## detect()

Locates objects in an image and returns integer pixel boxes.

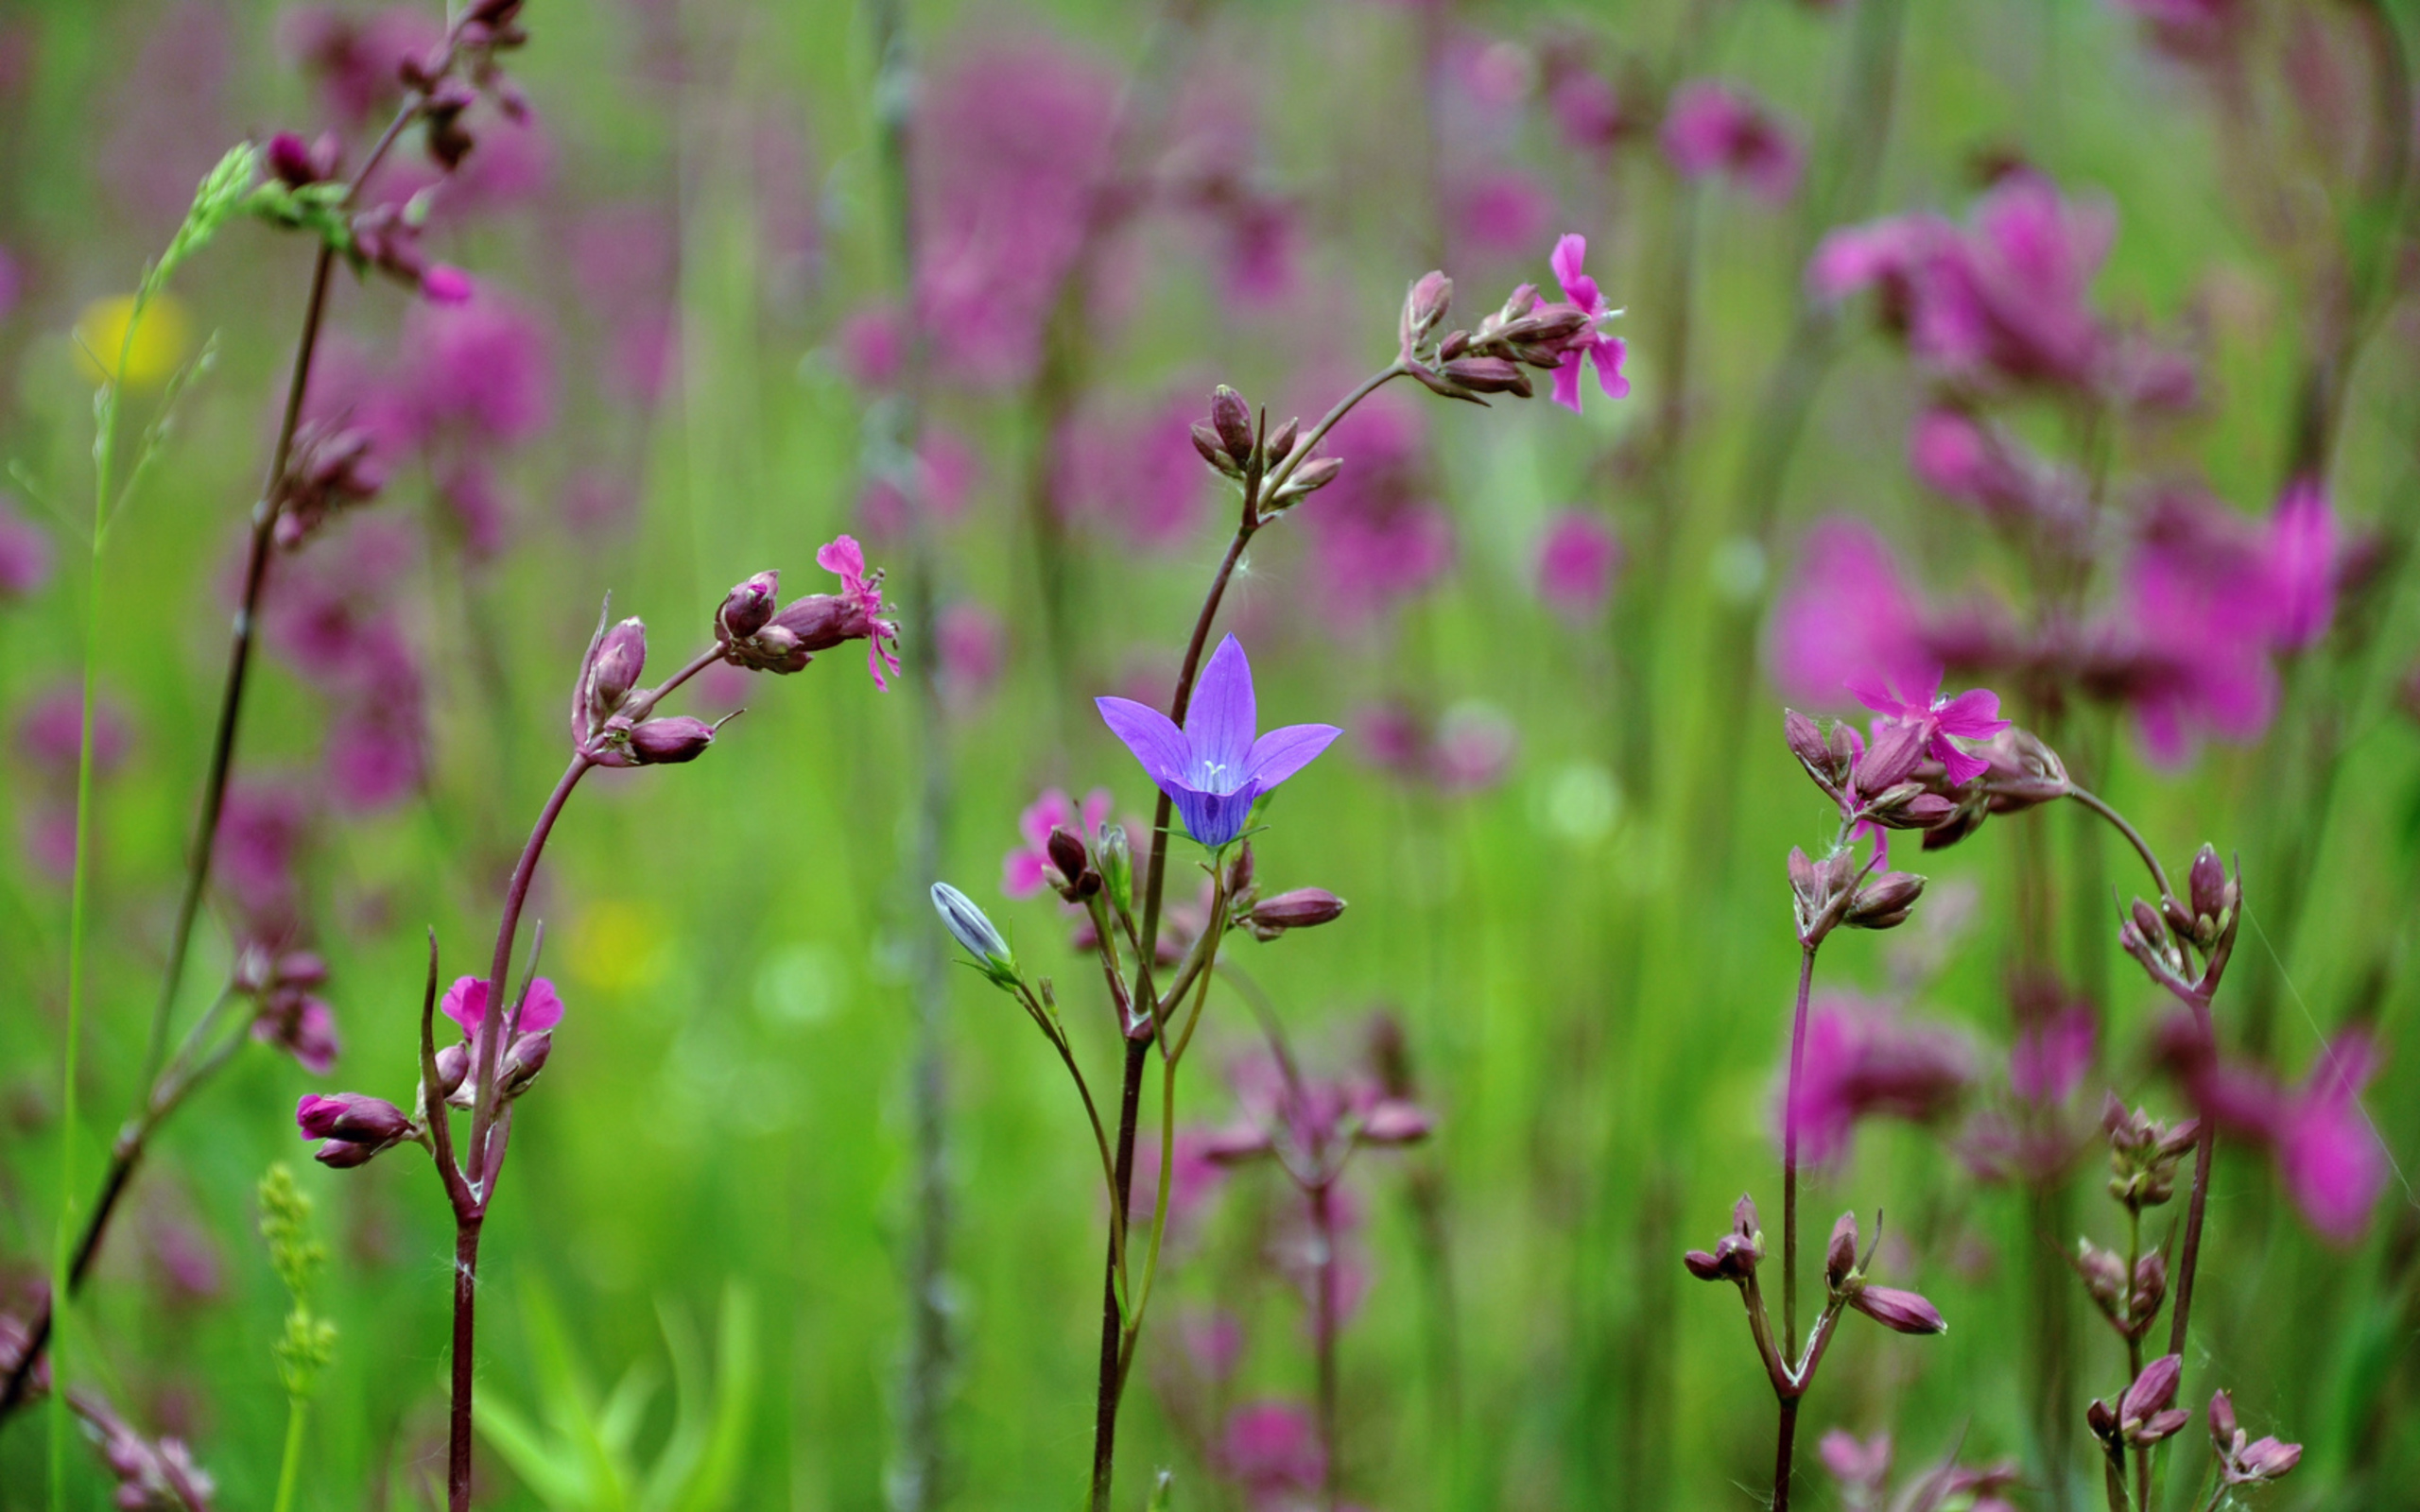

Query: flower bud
[630,715,717,765]
[931,882,1017,982]
[2076,1240,2126,1309]
[1855,719,1930,796]
[1097,822,1132,911]
[1440,356,1532,397]
[295,1092,411,1144]
[1402,272,1453,350]
[433,1041,470,1098]
[2121,1354,2183,1434]
[1267,417,1301,464]
[1279,456,1344,497]
[2235,1437,2302,1481]
[313,1137,389,1169]
[1210,386,1255,464]
[717,571,780,643]
[579,617,648,736]
[2087,1399,2119,1442]
[1847,870,1925,930]
[2188,844,2233,932]
[1357,1098,1432,1144]
[1225,840,1255,896]
[1247,888,1346,937]
[268,129,342,187]
[1784,710,1840,798]
[1824,1211,1858,1290]
[2129,1250,2167,1323]
[1438,330,1471,361]
[2130,898,2166,949]
[1731,1193,1764,1251]
[1192,423,1243,477]
[498,1029,551,1099]
[1865,785,1958,831]
[1847,1283,1947,1335]
[1683,1249,1727,1281]
[2207,1390,2238,1448]
[1977,727,2070,812]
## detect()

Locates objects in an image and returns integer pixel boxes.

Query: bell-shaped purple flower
[1095,636,1340,849]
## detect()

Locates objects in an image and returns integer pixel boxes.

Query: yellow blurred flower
[567,899,672,995]
[73,293,192,388]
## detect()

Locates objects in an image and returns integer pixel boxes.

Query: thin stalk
[1312,1180,1340,1512]
[1089,1036,1151,1512]
[447,1217,484,1512]
[2069,787,2174,902]
[2167,1108,2218,1360]
[1782,944,1816,1348]
[2125,1207,2148,1512]
[1772,1398,1801,1512]
[272,1396,309,1512]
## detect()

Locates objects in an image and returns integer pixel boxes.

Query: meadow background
[0,0,2415,1508]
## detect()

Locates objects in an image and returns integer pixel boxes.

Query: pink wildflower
[1455,171,1557,255]
[816,534,904,689]
[1219,1400,1324,1507]
[1766,518,1936,710]
[1659,79,1804,202]
[1846,667,2011,787]
[1535,510,1622,619]
[1544,234,1630,413]
[1060,395,1212,549]
[402,290,555,448]
[1003,787,1112,899]
[2265,475,2338,649]
[440,975,566,1040]
[2009,1005,2097,1107]
[1783,994,1976,1164]
[2273,1035,2389,1246]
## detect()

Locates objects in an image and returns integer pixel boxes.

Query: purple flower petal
[1184,635,1257,781]
[1589,336,1630,399]
[1245,723,1342,787]
[1097,696,1190,787]
[1550,233,1595,309]
[1932,687,2009,739]
[1173,782,1261,849]
[1846,675,1902,714]
[518,977,564,1033]
[1932,735,1990,788]
[1550,353,1583,414]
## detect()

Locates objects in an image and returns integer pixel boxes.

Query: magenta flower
[1455,171,1557,255]
[1059,394,1211,550]
[2274,1034,2389,1246]
[214,782,311,937]
[1003,787,1112,898]
[1219,1400,1324,1508]
[1783,994,1976,1164]
[1095,636,1340,849]
[1846,668,2010,787]
[1546,67,1626,154]
[0,494,52,598]
[2009,1005,2096,1107]
[1535,509,1622,618]
[1544,234,1630,413]
[1766,519,1938,709]
[816,535,904,689]
[402,289,555,448]
[441,974,566,1040]
[2265,475,2338,650]
[1659,79,1804,202]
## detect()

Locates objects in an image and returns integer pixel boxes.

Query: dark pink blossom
[215,782,312,936]
[2273,1035,2389,1246]
[1659,79,1804,202]
[1766,519,1935,710]
[1907,407,2086,537]
[1003,787,1112,899]
[1545,66,1626,154]
[1543,234,1630,413]
[252,993,339,1075]
[281,6,442,128]
[16,684,130,776]
[1060,396,1210,549]
[1534,510,1621,618]
[1847,667,2011,787]
[441,975,565,1040]
[817,535,903,689]
[2010,1005,2096,1107]
[402,290,554,448]
[1782,994,1976,1164]
[1454,171,1556,255]
[2265,476,2338,649]
[1219,1400,1323,1508]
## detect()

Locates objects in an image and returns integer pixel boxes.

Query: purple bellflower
[1096,635,1340,849]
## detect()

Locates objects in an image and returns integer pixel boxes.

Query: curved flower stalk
[930,236,1625,1511]
[294,541,892,1512]
[1,0,544,1429]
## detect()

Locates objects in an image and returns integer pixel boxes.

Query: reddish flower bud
[498,1030,551,1099]
[1357,1098,1433,1144]
[1441,356,1532,396]
[1848,1284,1947,1334]
[1784,709,1838,797]
[1855,718,1930,795]
[1191,422,1242,476]
[296,1091,411,1144]
[1279,456,1344,496]
[1266,416,1301,464]
[1209,386,1254,464]
[2075,1240,2126,1309]
[267,129,342,187]
[1846,870,1926,930]
[2188,843,2233,927]
[314,1137,389,1169]
[630,715,717,765]
[2207,1390,2238,1448]
[576,616,648,742]
[2121,1354,2183,1435]
[2235,1437,2302,1481]
[433,1041,470,1098]
[1249,888,1346,934]
[717,571,780,643]
[1824,1211,1858,1290]
[1404,271,1453,347]
[1683,1248,1726,1281]
[1046,825,1092,890]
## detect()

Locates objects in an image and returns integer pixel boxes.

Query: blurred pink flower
[837,304,903,387]
[324,692,425,814]
[1219,1400,1323,1509]
[1303,391,1453,619]
[1907,408,2085,536]
[145,1209,223,1309]
[1782,994,1976,1164]
[402,290,554,448]
[98,4,233,222]
[16,683,131,775]
[913,39,1121,387]
[436,460,514,560]
[1003,787,1112,898]
[1545,66,1626,154]
[1767,518,1935,709]
[858,432,979,541]
[2009,1005,2096,1107]
[1431,703,1518,792]
[1535,510,1621,618]
[215,782,312,937]
[2265,476,2338,649]
[0,495,53,598]
[1060,395,1212,549]
[937,602,1004,712]
[281,6,442,129]
[1659,79,1804,202]
[2273,1035,2389,1246]
[1128,1128,1232,1238]
[1455,171,1556,255]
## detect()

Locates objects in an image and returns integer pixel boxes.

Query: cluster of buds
[2207,1391,2303,1487]
[2072,1238,2168,1341]
[1921,727,2072,851]
[1219,841,1347,942]
[1823,1211,1949,1335]
[571,610,723,767]
[236,944,339,1075]
[2102,1097,2201,1211]
[265,129,343,189]
[272,419,387,548]
[1396,272,1600,405]
[69,1388,216,1511]
[348,200,472,303]
[1188,386,1340,522]
[2089,1353,2190,1450]
[1788,845,1926,943]
[401,0,532,159]
[2118,845,2239,1000]
[1684,1194,1767,1283]
[715,544,901,687]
